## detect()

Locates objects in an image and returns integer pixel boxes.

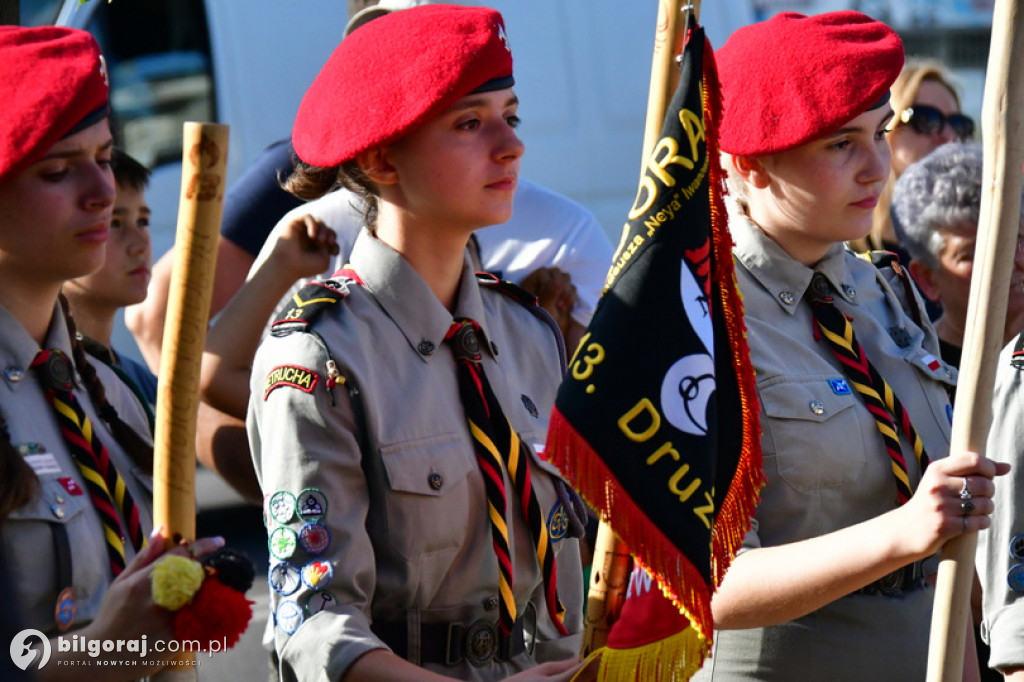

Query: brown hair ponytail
[59,295,153,474]
[0,416,37,522]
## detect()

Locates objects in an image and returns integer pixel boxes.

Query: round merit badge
[1009,533,1024,562]
[269,561,301,596]
[299,521,331,555]
[304,590,337,617]
[297,488,328,522]
[1008,564,1024,594]
[269,526,299,560]
[268,490,297,525]
[54,586,76,632]
[301,559,334,590]
[276,600,304,635]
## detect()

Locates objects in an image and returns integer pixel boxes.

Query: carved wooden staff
[581,0,694,657]
[151,122,229,678]
[926,1,1024,679]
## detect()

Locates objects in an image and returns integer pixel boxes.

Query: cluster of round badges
[265,488,335,634]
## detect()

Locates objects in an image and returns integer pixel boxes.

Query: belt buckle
[463,619,498,667]
[877,566,904,597]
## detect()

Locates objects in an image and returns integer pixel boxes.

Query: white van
[44,0,726,250]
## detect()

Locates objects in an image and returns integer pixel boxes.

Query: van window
[81,0,215,169]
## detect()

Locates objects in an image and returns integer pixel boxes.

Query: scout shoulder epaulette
[1012,331,1024,369]
[857,249,924,329]
[270,269,364,338]
[475,271,537,305]
[475,271,567,372]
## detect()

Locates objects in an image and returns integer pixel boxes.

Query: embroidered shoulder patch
[271,280,351,337]
[264,365,319,400]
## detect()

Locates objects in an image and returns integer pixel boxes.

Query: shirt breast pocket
[759,379,868,492]
[4,476,95,627]
[381,432,476,562]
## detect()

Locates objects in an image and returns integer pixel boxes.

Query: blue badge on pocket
[828,378,851,395]
[1007,564,1024,594]
[546,502,569,543]
[276,600,304,634]
[269,561,301,596]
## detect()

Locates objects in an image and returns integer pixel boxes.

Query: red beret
[293,4,513,167]
[716,11,903,156]
[0,26,109,183]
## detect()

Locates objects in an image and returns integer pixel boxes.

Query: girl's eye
[458,118,481,131]
[41,168,69,182]
[110,218,123,229]
[138,217,150,229]
[829,139,850,151]
[506,114,521,129]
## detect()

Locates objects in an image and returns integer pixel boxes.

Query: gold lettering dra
[618,398,660,443]
[678,108,705,164]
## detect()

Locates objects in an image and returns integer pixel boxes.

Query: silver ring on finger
[961,499,976,514]
[960,477,973,500]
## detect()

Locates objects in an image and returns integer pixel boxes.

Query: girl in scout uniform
[689,12,1010,681]
[0,26,222,679]
[247,6,587,682]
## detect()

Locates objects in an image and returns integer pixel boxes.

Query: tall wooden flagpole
[581,0,694,658]
[151,122,228,678]
[926,0,1024,678]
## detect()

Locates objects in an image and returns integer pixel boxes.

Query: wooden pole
[926,1,1024,679]
[581,0,693,658]
[153,122,229,548]
[151,123,228,676]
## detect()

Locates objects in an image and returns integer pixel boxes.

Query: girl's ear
[731,154,772,190]
[356,147,398,186]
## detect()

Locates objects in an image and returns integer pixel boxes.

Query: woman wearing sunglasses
[851,59,974,261]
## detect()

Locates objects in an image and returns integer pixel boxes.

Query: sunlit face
[380,88,524,234]
[741,106,893,266]
[0,119,115,293]
[63,182,152,310]
[889,79,962,176]
[922,223,1024,332]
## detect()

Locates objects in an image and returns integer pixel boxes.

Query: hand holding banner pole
[926,1,1024,679]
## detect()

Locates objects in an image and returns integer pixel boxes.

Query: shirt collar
[730,208,861,314]
[348,228,491,361]
[0,302,75,387]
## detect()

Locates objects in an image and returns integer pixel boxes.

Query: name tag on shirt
[24,452,61,476]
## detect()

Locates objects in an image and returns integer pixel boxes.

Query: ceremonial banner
[544,20,762,679]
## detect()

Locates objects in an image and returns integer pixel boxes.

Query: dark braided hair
[60,294,153,474]
[0,414,38,522]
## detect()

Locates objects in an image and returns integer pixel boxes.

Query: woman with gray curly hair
[891,142,1024,371]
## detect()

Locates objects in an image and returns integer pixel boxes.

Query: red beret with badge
[0,26,109,183]
[716,11,904,157]
[293,4,514,168]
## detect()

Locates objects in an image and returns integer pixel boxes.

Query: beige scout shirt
[0,303,154,636]
[248,230,583,682]
[978,334,1024,673]
[694,214,955,681]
